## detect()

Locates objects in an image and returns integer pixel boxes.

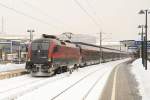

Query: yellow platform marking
[111,66,120,100]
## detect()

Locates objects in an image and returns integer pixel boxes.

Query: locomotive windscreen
[31,39,50,64]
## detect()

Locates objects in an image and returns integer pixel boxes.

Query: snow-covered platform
[101,59,141,100]
[0,63,25,72]
[131,58,150,100]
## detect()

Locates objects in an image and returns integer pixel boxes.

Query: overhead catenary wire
[73,0,106,46]
[20,0,73,31]
[73,0,101,28]
[84,0,103,31]
[83,0,114,41]
[0,2,65,31]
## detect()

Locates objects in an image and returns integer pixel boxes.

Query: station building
[0,34,29,63]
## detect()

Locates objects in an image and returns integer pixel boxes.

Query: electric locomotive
[26,34,80,76]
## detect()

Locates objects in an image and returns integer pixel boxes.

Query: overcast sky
[0,0,150,41]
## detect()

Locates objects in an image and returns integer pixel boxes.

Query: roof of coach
[73,42,127,53]
[73,42,99,47]
[73,42,99,51]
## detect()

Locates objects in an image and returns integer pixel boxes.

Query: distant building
[0,33,29,40]
[0,38,28,62]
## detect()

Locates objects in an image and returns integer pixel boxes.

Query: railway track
[50,64,112,100]
[0,69,27,80]
[0,73,69,100]
[82,70,108,100]
[14,59,131,100]
[0,59,130,100]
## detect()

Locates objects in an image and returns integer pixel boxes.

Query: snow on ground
[0,74,69,100]
[131,58,150,100]
[0,63,25,72]
[15,58,130,100]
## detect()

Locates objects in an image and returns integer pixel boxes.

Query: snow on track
[16,58,130,100]
[0,73,69,100]
[53,64,111,100]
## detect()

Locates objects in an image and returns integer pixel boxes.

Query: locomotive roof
[33,38,51,41]
[52,39,78,48]
[32,38,78,48]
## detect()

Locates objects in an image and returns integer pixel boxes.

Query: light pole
[100,32,102,63]
[18,41,21,64]
[27,29,35,42]
[11,41,13,63]
[1,16,4,33]
[139,9,150,70]
[119,41,122,59]
[97,32,112,63]
[138,25,145,65]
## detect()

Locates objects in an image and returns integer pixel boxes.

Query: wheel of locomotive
[62,66,68,72]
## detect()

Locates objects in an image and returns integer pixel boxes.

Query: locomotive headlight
[48,58,51,61]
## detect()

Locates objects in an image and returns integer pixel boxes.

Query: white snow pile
[131,58,150,100]
[0,63,25,72]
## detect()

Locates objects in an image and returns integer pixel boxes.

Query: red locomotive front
[26,35,80,76]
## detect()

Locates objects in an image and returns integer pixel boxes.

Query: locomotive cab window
[31,39,50,50]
